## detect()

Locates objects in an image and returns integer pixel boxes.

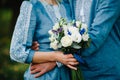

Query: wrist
[52,51,59,61]
[53,51,63,62]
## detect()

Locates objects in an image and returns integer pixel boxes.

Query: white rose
[71,32,82,43]
[53,23,60,30]
[50,40,58,50]
[76,21,81,27]
[82,34,89,41]
[61,35,73,47]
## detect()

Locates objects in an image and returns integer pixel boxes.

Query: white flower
[82,34,89,41]
[53,23,60,30]
[63,25,68,36]
[68,26,79,35]
[71,32,82,43]
[50,40,58,50]
[48,30,54,36]
[49,36,56,42]
[76,21,81,28]
[61,35,73,47]
[67,26,82,43]
[81,23,88,32]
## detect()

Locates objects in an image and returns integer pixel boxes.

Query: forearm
[32,51,58,63]
[31,51,79,70]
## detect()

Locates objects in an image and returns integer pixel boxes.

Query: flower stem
[71,66,84,80]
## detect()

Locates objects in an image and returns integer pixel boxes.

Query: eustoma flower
[50,40,58,50]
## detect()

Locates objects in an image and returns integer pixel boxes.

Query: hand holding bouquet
[48,18,91,80]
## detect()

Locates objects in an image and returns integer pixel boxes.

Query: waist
[38,43,54,51]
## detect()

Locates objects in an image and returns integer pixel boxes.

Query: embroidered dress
[10,0,72,80]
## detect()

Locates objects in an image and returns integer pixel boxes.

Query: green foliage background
[0,0,29,80]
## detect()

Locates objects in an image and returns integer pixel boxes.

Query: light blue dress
[10,0,72,80]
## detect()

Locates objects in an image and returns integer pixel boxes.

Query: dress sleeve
[81,0,120,57]
[10,1,36,64]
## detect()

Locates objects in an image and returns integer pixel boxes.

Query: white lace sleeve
[10,1,36,63]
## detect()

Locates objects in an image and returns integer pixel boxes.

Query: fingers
[31,41,39,50]
[68,61,79,66]
[30,62,56,78]
[57,53,79,67]
[65,55,79,66]
[30,66,35,71]
[31,68,40,74]
[30,64,41,74]
[34,70,46,78]
[30,64,38,71]
[67,65,77,70]
[66,54,74,58]
[66,58,77,62]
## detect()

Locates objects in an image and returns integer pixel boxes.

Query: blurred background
[0,0,29,80]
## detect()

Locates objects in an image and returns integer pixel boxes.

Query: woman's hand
[55,51,79,70]
[31,41,79,70]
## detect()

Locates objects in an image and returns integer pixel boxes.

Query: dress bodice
[33,0,72,51]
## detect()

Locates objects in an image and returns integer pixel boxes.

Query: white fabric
[53,5,61,19]
[75,0,92,24]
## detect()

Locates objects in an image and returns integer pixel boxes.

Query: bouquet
[48,18,91,80]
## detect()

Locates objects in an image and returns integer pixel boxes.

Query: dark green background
[0,0,29,80]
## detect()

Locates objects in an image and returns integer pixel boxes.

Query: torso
[33,0,72,51]
[24,0,72,80]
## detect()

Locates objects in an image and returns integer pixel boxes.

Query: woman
[10,0,78,80]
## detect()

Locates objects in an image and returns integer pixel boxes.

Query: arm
[31,42,64,67]
[30,52,78,78]
[32,51,58,63]
[81,0,120,57]
[29,42,78,78]
[10,1,36,63]
[31,41,78,69]
[32,51,78,69]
